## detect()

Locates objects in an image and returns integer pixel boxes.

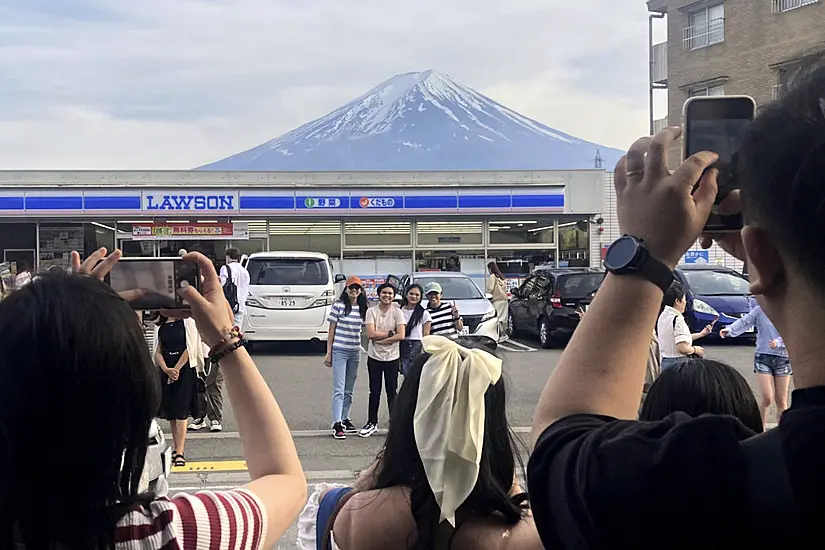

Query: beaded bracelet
[208,337,248,365]
[209,326,242,352]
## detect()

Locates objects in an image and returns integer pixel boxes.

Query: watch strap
[637,249,675,293]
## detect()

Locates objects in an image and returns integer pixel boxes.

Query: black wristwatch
[603,235,674,293]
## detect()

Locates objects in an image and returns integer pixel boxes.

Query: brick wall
[659,0,825,166]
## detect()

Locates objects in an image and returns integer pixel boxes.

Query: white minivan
[242,251,346,344]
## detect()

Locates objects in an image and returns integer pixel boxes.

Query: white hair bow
[413,335,503,526]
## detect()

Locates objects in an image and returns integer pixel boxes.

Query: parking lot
[172,336,765,443]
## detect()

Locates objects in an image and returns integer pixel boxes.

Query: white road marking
[498,340,538,352]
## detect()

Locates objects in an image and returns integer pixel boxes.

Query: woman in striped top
[325,276,368,439]
[0,248,306,549]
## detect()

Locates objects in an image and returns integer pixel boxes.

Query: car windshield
[683,270,750,296]
[416,276,483,300]
[558,273,604,297]
[247,258,328,285]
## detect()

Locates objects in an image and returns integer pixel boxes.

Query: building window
[683,4,725,50]
[689,84,726,97]
[772,0,819,13]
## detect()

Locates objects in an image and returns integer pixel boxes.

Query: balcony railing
[772,0,819,13]
[652,42,668,85]
[772,84,784,100]
[653,117,669,134]
[683,18,725,50]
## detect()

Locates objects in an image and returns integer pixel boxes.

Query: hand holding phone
[107,257,201,311]
[683,95,756,232]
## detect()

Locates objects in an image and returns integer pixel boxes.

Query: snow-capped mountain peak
[198,70,623,171]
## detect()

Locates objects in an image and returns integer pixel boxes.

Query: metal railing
[772,84,784,100]
[683,17,725,50]
[772,0,819,13]
[653,117,669,133]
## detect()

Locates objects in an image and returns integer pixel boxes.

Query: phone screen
[108,259,199,310]
[684,96,755,232]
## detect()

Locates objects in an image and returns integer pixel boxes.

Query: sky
[0,0,668,170]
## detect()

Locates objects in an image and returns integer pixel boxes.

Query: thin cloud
[0,0,649,169]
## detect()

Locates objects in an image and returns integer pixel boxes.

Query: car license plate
[278,298,297,308]
[458,327,470,336]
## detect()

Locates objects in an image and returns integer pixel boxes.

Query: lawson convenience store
[0,169,607,292]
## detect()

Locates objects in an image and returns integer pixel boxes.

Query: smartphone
[107,258,200,310]
[682,95,756,232]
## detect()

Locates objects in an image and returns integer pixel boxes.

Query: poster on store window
[131,222,249,240]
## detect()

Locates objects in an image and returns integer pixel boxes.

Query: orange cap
[346,276,363,287]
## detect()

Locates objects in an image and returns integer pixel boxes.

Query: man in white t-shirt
[191,247,250,434]
[656,281,713,370]
[219,247,250,328]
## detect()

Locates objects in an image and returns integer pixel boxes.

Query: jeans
[661,356,688,371]
[399,339,424,376]
[367,357,399,424]
[331,347,361,425]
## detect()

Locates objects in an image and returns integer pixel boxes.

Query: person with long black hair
[399,283,431,376]
[640,358,763,433]
[325,276,369,439]
[297,336,542,550]
[0,248,306,549]
[153,312,207,467]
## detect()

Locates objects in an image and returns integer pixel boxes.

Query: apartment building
[647,0,825,166]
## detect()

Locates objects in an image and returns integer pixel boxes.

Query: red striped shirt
[114,489,267,550]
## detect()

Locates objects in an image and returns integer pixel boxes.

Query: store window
[558,221,590,267]
[415,250,487,290]
[344,221,412,248]
[0,222,36,262]
[416,221,483,247]
[489,253,554,295]
[269,221,341,258]
[488,219,556,246]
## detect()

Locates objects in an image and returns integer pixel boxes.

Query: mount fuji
[197,70,624,171]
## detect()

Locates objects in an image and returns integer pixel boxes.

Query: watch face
[605,237,639,270]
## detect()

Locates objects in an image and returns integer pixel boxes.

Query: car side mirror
[334,274,346,283]
[485,292,494,300]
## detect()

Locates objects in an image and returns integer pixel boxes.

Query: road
[159,337,771,549]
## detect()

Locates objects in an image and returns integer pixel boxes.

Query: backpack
[223,263,240,314]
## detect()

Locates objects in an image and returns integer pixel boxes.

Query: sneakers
[332,422,347,440]
[188,418,208,431]
[359,422,379,438]
[209,420,223,432]
[342,418,358,434]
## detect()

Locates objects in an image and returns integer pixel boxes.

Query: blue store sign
[683,250,710,264]
[0,187,568,216]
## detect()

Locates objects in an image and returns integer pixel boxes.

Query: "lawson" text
[145,195,235,211]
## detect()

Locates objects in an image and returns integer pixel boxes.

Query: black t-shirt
[527,386,825,549]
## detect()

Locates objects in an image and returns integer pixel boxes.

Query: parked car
[674,264,754,339]
[508,268,605,348]
[391,272,500,341]
[243,251,346,344]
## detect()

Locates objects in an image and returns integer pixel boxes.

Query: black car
[508,268,605,348]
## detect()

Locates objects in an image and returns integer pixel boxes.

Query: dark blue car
[673,264,755,339]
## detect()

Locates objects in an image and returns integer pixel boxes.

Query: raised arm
[179,253,306,548]
[532,130,719,445]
